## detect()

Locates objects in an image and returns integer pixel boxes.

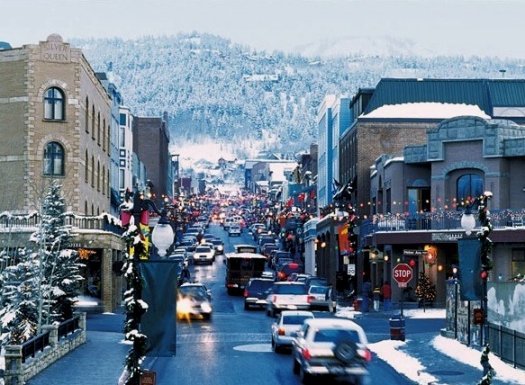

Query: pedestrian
[361,279,372,312]
[373,286,381,311]
[480,345,496,377]
[381,281,392,311]
[178,262,191,286]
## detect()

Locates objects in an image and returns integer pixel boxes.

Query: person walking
[381,281,392,311]
[361,279,372,312]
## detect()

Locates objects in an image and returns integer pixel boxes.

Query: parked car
[266,282,311,317]
[271,310,314,352]
[192,245,215,265]
[243,278,274,310]
[305,276,329,289]
[177,283,213,320]
[292,318,371,384]
[307,285,336,312]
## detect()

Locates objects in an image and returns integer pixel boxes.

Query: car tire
[300,365,313,385]
[334,340,358,364]
[244,302,249,310]
[292,358,300,374]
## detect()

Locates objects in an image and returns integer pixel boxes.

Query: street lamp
[460,208,476,235]
[151,209,175,257]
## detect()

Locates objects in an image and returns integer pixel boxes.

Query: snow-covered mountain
[74,33,525,160]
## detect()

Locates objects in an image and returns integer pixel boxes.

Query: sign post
[393,263,414,317]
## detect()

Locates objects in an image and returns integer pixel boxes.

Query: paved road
[28,223,413,385]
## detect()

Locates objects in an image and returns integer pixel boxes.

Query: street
[147,223,411,385]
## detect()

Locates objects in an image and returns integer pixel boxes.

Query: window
[43,142,64,176]
[512,249,525,278]
[91,106,95,139]
[120,159,126,167]
[107,169,110,196]
[97,161,100,191]
[102,121,106,151]
[84,201,88,215]
[84,151,88,183]
[120,113,127,126]
[457,174,483,204]
[44,87,65,120]
[119,127,125,148]
[95,112,100,141]
[85,97,89,132]
[119,169,125,189]
[102,166,106,195]
[407,188,430,215]
[91,156,95,187]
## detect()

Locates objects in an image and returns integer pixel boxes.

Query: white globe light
[151,223,174,257]
[461,213,476,235]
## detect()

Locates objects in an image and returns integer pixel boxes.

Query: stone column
[4,345,23,385]
[101,248,113,312]
[42,324,59,346]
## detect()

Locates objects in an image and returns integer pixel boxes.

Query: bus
[225,246,266,295]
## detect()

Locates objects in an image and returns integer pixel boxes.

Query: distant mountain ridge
[74,33,525,159]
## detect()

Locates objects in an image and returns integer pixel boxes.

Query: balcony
[0,212,124,236]
[362,209,525,236]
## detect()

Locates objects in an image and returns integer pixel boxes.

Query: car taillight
[301,348,311,361]
[278,328,285,336]
[243,289,248,297]
[358,348,372,362]
[307,295,316,303]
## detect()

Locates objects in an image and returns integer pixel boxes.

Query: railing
[0,212,124,235]
[58,314,80,339]
[21,331,50,363]
[363,208,525,234]
[488,323,525,369]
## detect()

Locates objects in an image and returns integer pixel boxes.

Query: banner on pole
[457,238,482,301]
[140,260,179,356]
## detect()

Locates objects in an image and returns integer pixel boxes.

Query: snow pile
[362,102,490,119]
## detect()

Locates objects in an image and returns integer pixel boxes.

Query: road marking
[233,343,273,353]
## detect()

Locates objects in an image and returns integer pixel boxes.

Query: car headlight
[201,302,212,313]
[217,245,223,251]
[177,297,193,314]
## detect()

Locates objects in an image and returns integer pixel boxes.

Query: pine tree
[30,181,83,327]
[0,249,41,345]
[415,272,436,309]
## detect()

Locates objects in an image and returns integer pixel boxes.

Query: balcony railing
[0,212,124,236]
[362,209,525,236]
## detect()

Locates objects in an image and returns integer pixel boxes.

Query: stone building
[0,34,126,312]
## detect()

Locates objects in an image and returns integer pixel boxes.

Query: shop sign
[431,232,464,242]
[403,249,427,257]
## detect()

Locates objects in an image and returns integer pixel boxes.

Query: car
[274,258,294,274]
[271,310,314,352]
[292,318,371,385]
[307,285,337,312]
[210,239,225,254]
[277,262,304,281]
[266,282,311,317]
[192,245,215,264]
[177,283,213,320]
[261,243,278,258]
[305,276,329,289]
[228,224,242,236]
[243,278,274,310]
[270,250,292,270]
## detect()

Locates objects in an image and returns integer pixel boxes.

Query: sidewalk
[336,301,525,385]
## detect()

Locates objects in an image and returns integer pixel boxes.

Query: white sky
[2,0,525,58]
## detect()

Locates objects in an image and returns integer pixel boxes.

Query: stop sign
[393,263,413,287]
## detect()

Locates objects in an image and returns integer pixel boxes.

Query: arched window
[102,165,106,195]
[84,201,88,215]
[457,174,483,204]
[91,203,94,216]
[85,97,89,133]
[44,87,65,120]
[107,169,110,196]
[102,120,106,151]
[43,141,65,176]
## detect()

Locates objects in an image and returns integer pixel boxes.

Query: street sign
[393,263,413,287]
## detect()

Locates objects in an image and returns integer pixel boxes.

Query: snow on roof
[362,102,491,119]
[268,162,296,182]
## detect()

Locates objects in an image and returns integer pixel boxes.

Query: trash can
[389,315,405,341]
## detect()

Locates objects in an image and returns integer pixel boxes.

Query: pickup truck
[292,318,371,385]
[266,282,311,317]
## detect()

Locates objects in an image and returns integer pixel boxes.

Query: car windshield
[195,247,211,252]
[272,284,307,294]
[179,286,207,299]
[313,329,360,344]
[211,240,223,245]
[248,280,273,290]
[309,286,328,294]
[282,315,313,325]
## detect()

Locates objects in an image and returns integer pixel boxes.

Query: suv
[266,282,310,317]
[292,318,371,385]
[243,278,274,310]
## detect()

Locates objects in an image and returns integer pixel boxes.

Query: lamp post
[460,191,493,347]
[119,187,175,385]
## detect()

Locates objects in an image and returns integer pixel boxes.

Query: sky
[2,0,525,59]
